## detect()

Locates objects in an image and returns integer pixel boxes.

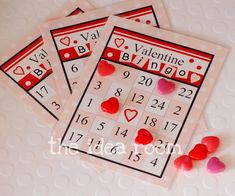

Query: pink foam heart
[157,78,176,95]
[207,157,225,173]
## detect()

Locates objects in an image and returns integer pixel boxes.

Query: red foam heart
[101,97,119,114]
[157,78,176,95]
[201,136,220,153]
[174,155,193,171]
[189,143,208,160]
[97,60,115,76]
[135,129,153,145]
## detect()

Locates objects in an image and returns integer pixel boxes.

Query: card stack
[0,0,228,187]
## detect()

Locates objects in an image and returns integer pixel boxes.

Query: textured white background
[0,0,235,195]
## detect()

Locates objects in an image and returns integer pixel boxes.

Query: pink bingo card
[53,16,228,187]
[41,0,170,101]
[0,0,94,126]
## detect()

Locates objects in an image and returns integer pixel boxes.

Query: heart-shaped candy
[207,157,225,173]
[135,129,153,145]
[201,136,220,153]
[189,143,208,160]
[97,60,115,76]
[174,155,193,171]
[157,78,176,95]
[101,97,119,114]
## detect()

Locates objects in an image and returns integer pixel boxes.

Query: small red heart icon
[174,155,193,171]
[13,66,25,75]
[201,136,220,153]
[60,36,70,46]
[97,60,115,76]
[124,109,138,122]
[135,129,153,145]
[157,78,176,95]
[114,38,125,48]
[189,143,208,160]
[101,97,119,114]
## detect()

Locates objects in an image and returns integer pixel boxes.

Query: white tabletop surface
[0,0,235,195]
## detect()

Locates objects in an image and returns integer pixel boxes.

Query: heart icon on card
[189,144,208,160]
[60,36,70,46]
[101,97,119,114]
[201,136,220,153]
[124,109,138,122]
[174,155,193,171]
[13,66,25,75]
[135,128,153,145]
[207,157,225,173]
[190,73,201,83]
[97,60,115,76]
[114,38,125,48]
[157,78,176,95]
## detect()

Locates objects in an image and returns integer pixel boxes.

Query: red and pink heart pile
[174,136,226,174]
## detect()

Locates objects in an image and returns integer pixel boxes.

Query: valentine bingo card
[54,16,228,187]
[0,0,93,126]
[41,0,170,100]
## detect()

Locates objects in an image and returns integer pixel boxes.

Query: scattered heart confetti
[97,60,115,76]
[101,97,119,114]
[207,157,225,173]
[201,136,220,153]
[114,38,125,48]
[60,36,70,46]
[135,128,153,145]
[189,143,208,160]
[124,108,138,122]
[157,78,176,95]
[174,155,193,171]
[13,66,25,75]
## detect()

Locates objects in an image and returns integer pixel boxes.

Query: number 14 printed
[54,16,228,187]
